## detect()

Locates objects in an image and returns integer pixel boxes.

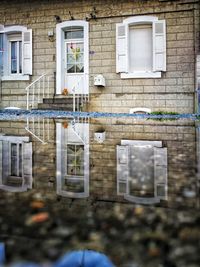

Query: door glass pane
[65,27,83,39]
[76,63,84,73]
[11,41,17,74]
[67,64,75,73]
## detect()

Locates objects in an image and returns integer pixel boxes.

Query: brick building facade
[0,0,199,113]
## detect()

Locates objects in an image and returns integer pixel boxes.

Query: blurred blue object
[10,263,40,267]
[0,243,5,264]
[54,250,115,267]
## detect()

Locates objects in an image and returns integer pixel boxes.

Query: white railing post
[27,88,29,110]
[48,76,50,98]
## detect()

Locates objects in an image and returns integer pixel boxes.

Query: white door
[64,27,87,94]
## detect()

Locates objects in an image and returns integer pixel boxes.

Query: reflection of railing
[26,74,54,110]
[25,117,50,144]
[71,74,89,112]
[70,117,89,145]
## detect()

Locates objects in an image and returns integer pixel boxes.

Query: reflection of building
[0,135,32,192]
[117,140,167,204]
[56,119,89,198]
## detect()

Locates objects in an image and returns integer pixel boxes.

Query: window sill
[120,71,161,79]
[1,75,30,81]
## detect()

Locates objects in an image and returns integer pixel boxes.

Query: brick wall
[0,0,199,112]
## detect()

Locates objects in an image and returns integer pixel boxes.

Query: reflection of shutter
[23,142,32,189]
[22,29,32,75]
[2,141,9,182]
[153,20,166,72]
[117,145,129,195]
[0,141,2,184]
[154,147,167,200]
[116,23,128,73]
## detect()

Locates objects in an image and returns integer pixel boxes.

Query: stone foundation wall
[0,0,199,112]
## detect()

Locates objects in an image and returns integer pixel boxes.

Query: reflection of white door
[56,122,89,198]
[56,21,89,95]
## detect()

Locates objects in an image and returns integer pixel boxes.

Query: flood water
[0,116,200,267]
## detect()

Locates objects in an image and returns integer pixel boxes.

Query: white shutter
[117,145,129,195]
[23,142,32,189]
[22,29,32,75]
[0,141,2,184]
[154,147,168,200]
[116,23,128,73]
[153,20,166,72]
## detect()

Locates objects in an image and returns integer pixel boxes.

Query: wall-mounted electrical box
[94,131,106,143]
[94,74,105,87]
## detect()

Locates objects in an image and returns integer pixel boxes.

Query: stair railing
[26,74,53,110]
[72,74,89,112]
[25,117,51,144]
[70,117,89,145]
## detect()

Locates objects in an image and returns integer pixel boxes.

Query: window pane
[76,63,84,73]
[11,143,17,176]
[65,27,83,39]
[0,33,3,75]
[19,41,22,74]
[11,41,17,74]
[19,143,22,177]
[67,64,75,73]
[129,25,152,72]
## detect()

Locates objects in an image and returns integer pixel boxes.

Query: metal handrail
[26,73,53,110]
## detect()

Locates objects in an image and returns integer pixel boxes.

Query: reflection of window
[116,16,166,78]
[0,25,32,80]
[10,143,22,176]
[65,27,84,73]
[67,144,84,176]
[0,136,32,192]
[117,140,168,204]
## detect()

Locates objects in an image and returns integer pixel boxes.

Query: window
[117,140,168,204]
[9,35,22,74]
[0,136,32,192]
[0,25,32,81]
[116,16,166,78]
[65,27,84,73]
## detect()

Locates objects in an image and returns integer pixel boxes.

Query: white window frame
[0,25,31,81]
[116,16,166,79]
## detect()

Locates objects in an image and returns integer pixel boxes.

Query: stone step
[43,97,74,104]
[37,103,81,111]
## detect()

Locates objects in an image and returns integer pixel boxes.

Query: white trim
[1,75,29,81]
[123,16,158,25]
[121,140,162,147]
[0,136,29,142]
[129,108,151,114]
[4,25,27,34]
[56,20,89,94]
[121,72,161,79]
